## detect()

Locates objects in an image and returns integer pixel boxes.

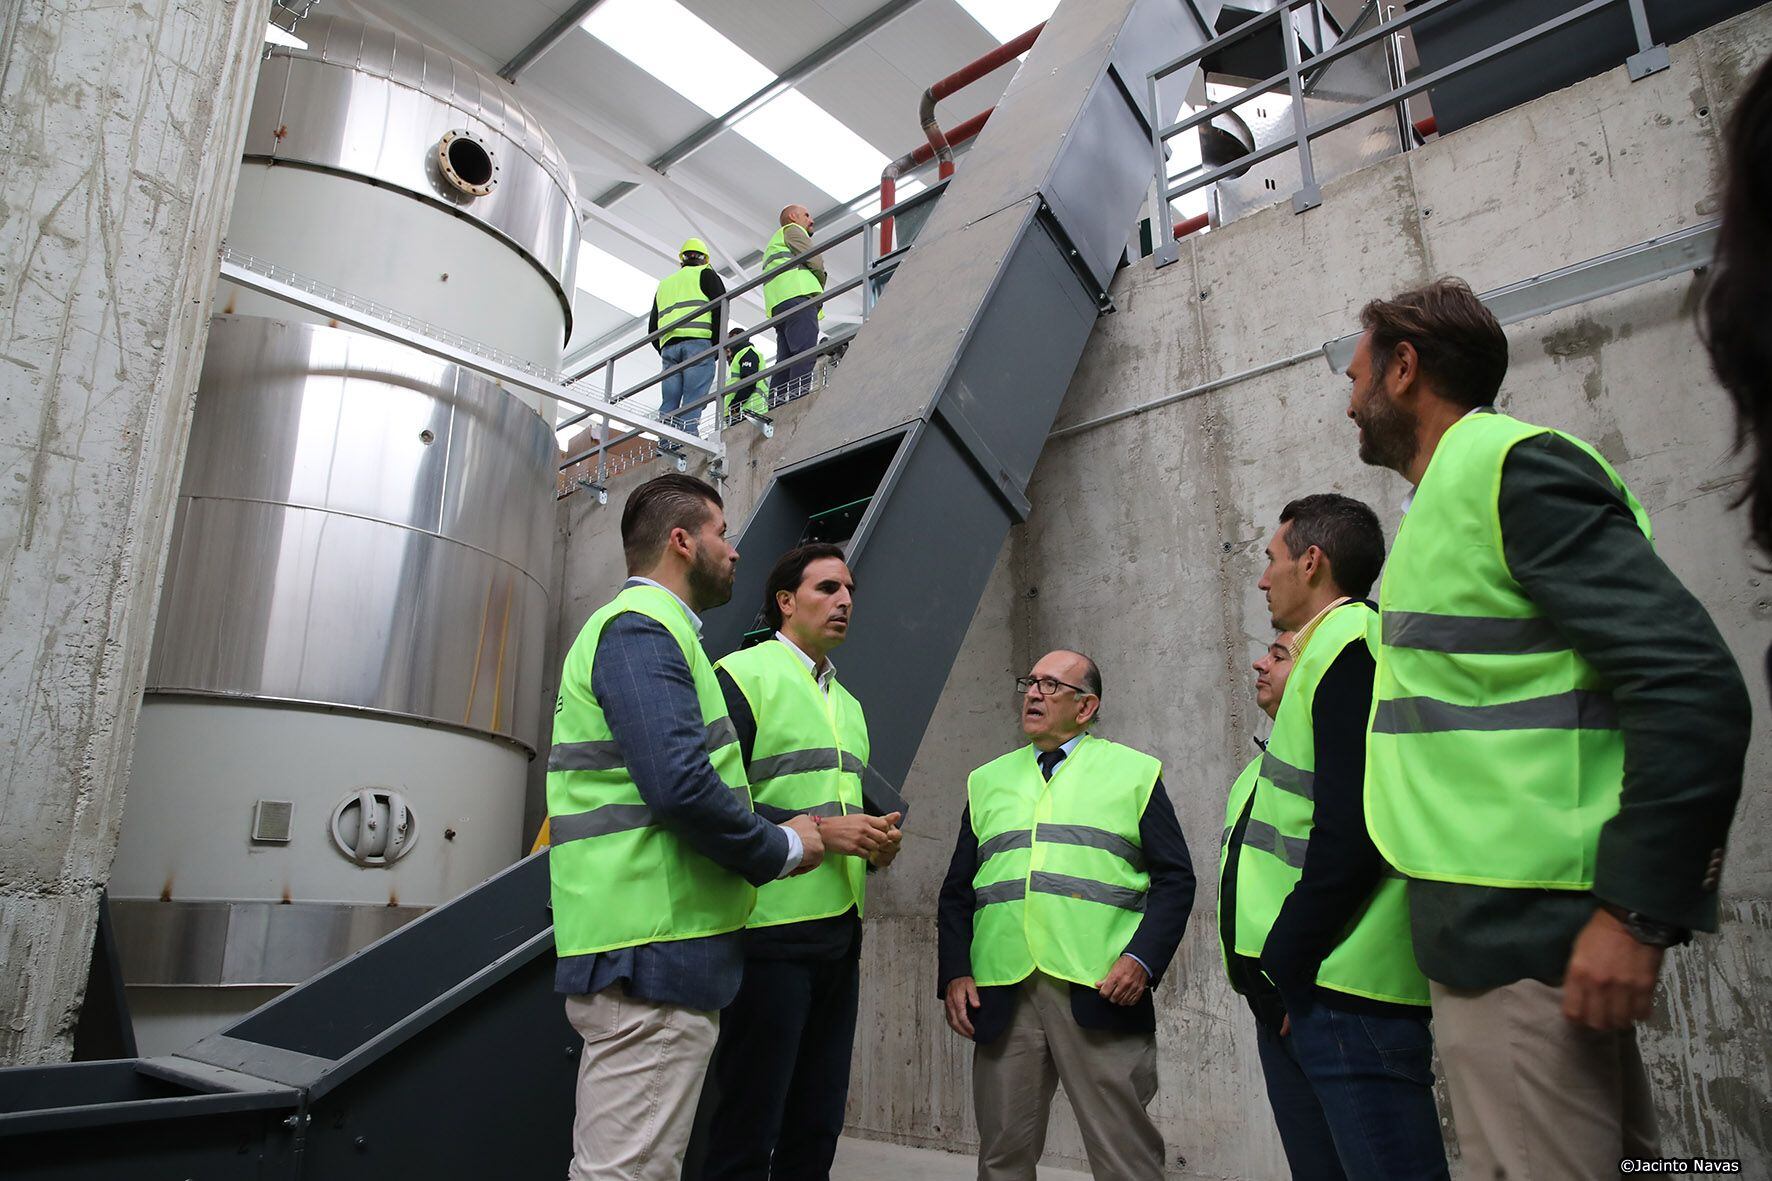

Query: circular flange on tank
[243,14,582,340]
[437,129,498,197]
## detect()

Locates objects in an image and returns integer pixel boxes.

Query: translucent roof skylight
[584,0,889,201]
[576,242,658,317]
[735,91,889,202]
[583,0,772,114]
[956,0,1058,43]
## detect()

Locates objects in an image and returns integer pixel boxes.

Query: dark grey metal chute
[0,1,1219,1175]
[706,0,1223,794]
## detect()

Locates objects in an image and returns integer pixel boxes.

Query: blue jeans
[1255,1006,1448,1181]
[659,337,718,435]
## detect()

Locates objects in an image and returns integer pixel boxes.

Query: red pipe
[920,23,1044,182]
[1173,213,1210,239]
[880,106,994,255]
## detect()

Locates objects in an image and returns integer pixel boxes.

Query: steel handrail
[1149,0,1661,220]
[556,182,947,474]
[566,178,948,386]
[1160,0,1624,203]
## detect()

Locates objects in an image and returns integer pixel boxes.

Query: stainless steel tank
[108,14,578,1055]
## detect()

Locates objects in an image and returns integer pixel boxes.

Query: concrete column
[0,0,271,1065]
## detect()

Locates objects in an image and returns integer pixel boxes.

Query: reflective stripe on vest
[655,265,715,344]
[716,639,870,927]
[1366,411,1652,891]
[967,735,1160,989]
[546,584,754,957]
[1224,602,1430,1006]
[725,346,769,415]
[761,226,824,316]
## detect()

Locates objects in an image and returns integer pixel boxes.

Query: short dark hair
[1703,58,1772,554]
[763,542,848,629]
[1279,493,1385,600]
[1359,277,1508,410]
[620,474,721,574]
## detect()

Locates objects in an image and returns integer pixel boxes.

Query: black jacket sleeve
[1261,640,1385,1003]
[701,268,727,348]
[647,298,660,351]
[936,804,979,996]
[1122,776,1195,983]
[716,665,798,824]
[1499,435,1750,932]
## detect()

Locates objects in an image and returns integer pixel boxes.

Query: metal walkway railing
[1146,0,1672,267]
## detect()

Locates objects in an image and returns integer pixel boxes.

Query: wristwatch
[1601,903,1689,948]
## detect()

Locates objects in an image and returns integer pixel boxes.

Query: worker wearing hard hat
[761,205,825,397]
[650,238,727,437]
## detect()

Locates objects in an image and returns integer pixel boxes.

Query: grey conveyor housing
[0,2,1222,1176]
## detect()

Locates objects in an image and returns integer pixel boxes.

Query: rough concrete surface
[548,10,1772,1178]
[0,0,270,1064]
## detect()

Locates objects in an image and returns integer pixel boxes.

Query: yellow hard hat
[680,237,710,259]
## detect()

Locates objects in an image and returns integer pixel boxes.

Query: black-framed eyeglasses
[1015,675,1093,697]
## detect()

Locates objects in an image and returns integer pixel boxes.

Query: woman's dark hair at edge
[1702,57,1772,555]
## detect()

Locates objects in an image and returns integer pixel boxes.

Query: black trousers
[772,296,819,394]
[700,949,860,1181]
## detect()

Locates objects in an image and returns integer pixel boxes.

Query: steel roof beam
[592,0,928,209]
[498,0,606,82]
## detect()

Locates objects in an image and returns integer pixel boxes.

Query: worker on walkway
[548,474,825,1181]
[1218,631,1295,1004]
[723,328,768,425]
[937,650,1194,1181]
[761,205,824,396]
[1226,495,1444,1181]
[651,238,726,438]
[1347,278,1750,1179]
[699,543,902,1181]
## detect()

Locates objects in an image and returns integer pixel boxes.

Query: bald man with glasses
[937,649,1195,1181]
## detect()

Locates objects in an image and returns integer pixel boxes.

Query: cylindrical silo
[108,14,579,1055]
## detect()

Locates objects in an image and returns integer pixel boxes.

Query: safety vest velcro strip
[550,717,738,771]
[978,829,1031,863]
[1029,870,1147,913]
[1371,689,1619,735]
[750,746,851,782]
[1257,752,1314,800]
[1383,611,1570,654]
[975,879,1026,907]
[1242,818,1309,870]
[1034,823,1144,872]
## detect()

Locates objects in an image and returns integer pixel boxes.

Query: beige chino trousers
[565,989,719,1181]
[1431,978,1660,1181]
[973,974,1166,1181]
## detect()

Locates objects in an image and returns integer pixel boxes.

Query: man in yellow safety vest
[548,473,825,1181]
[760,205,824,396]
[697,543,901,1181]
[938,649,1195,1181]
[1346,277,1749,1178]
[1226,494,1445,1179]
[650,238,726,437]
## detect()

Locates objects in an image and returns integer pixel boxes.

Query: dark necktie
[1038,748,1065,781]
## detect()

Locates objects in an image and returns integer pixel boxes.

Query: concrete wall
[0,0,270,1064]
[549,9,1772,1175]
